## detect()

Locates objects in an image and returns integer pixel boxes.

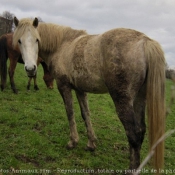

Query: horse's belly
[70,74,108,93]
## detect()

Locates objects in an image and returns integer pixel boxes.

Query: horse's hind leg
[0,72,6,91]
[8,58,18,93]
[0,75,6,91]
[0,59,7,91]
[109,90,143,171]
[125,87,147,172]
[58,84,79,149]
[133,86,146,150]
[75,90,97,151]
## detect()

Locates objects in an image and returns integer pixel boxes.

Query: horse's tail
[0,35,8,90]
[144,38,166,172]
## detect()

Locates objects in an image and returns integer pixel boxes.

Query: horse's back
[101,28,147,67]
[57,28,148,94]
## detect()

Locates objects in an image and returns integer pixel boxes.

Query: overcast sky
[1,0,175,66]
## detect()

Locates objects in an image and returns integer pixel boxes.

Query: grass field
[0,62,175,175]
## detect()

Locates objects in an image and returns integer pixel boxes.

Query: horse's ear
[14,16,19,27]
[33,17,39,28]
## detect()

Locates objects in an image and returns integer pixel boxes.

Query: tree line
[0,11,14,36]
[0,11,43,36]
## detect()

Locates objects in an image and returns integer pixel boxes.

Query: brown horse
[0,33,54,93]
[13,17,166,174]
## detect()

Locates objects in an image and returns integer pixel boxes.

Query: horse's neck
[38,50,52,66]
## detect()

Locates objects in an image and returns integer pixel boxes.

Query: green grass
[0,62,175,175]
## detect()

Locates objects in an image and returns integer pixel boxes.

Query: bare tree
[1,11,14,33]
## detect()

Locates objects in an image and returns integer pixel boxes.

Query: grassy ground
[0,62,175,175]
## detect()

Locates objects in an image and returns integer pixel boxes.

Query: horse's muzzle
[25,65,37,77]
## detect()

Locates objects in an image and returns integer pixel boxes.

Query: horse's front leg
[27,77,32,90]
[75,90,97,151]
[58,85,79,149]
[33,75,39,90]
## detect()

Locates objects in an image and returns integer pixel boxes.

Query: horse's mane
[13,18,87,52]
[38,23,87,52]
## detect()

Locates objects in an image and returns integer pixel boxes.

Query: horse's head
[13,17,41,77]
[43,75,54,89]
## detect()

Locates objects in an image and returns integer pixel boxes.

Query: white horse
[13,17,166,174]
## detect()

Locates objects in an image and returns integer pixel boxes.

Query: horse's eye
[36,39,39,42]
[18,39,21,44]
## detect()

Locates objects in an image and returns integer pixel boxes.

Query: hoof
[66,141,78,150]
[66,145,76,150]
[34,85,39,90]
[13,89,18,94]
[85,141,96,151]
[85,146,96,152]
